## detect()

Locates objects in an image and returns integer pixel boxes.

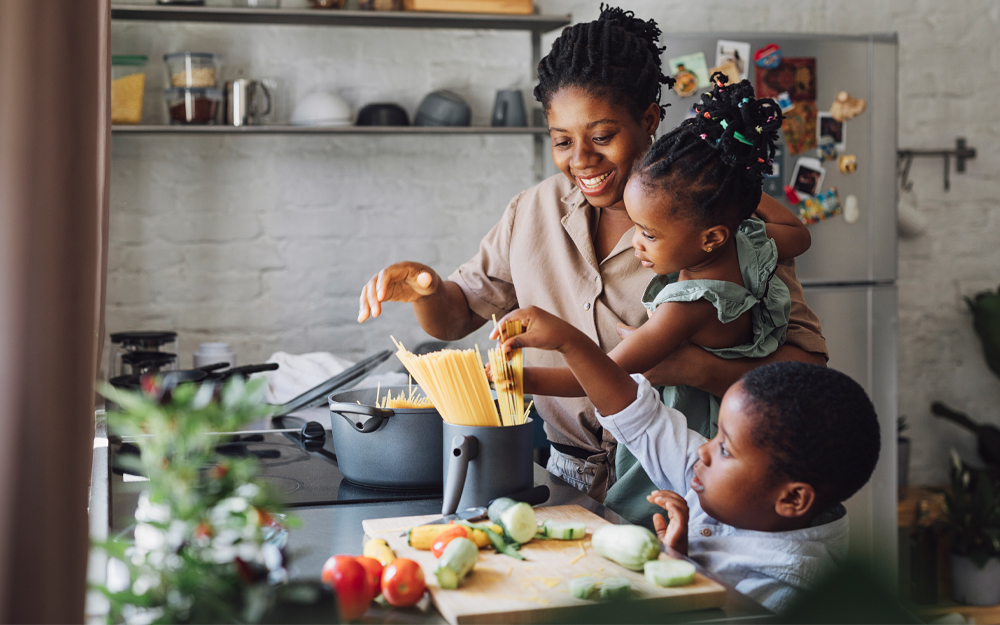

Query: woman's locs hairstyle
[635,72,784,228]
[534,4,675,122]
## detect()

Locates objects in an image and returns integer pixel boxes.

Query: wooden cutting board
[362,505,726,624]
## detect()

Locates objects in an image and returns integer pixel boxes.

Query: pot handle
[442,434,478,516]
[328,402,393,434]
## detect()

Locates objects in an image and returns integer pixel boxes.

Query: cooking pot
[328,385,443,490]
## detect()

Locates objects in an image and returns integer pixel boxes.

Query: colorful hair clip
[733,131,753,146]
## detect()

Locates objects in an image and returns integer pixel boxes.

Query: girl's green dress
[603,216,792,527]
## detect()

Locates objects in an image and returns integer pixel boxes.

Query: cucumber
[591,524,660,571]
[434,537,478,589]
[498,502,536,544]
[643,559,696,587]
[487,497,518,524]
[541,519,586,540]
[598,577,632,601]
[568,576,599,600]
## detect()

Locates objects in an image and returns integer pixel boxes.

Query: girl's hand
[648,490,689,555]
[358,262,440,322]
[489,306,582,357]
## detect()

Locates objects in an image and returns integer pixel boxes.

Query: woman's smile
[576,170,616,196]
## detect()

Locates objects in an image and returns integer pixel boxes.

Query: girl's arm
[518,300,716,397]
[755,193,811,260]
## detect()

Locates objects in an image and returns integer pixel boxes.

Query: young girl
[509,73,811,524]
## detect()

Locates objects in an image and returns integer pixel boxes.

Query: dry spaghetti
[374,381,434,409]
[488,316,529,426]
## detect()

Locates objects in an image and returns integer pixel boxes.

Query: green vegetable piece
[591,524,660,571]
[464,521,525,561]
[599,577,632,601]
[434,537,478,589]
[643,559,696,587]
[542,519,587,540]
[498,502,537,544]
[569,576,599,600]
[487,497,518,524]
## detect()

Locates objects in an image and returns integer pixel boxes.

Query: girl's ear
[641,102,661,136]
[774,483,817,518]
[702,225,730,251]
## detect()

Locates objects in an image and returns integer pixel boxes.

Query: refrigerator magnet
[816,140,838,163]
[776,91,794,112]
[817,112,846,151]
[838,154,858,174]
[781,101,818,155]
[829,91,867,122]
[783,185,800,205]
[715,40,752,81]
[669,52,711,91]
[790,157,826,198]
[843,194,860,224]
[754,43,782,69]
[797,187,842,225]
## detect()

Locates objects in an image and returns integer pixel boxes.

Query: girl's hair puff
[635,72,783,227]
[534,4,675,121]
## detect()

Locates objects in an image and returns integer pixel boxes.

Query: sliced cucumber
[591,524,660,571]
[599,577,632,601]
[568,576,599,600]
[498,502,537,544]
[434,537,478,590]
[487,497,518,524]
[643,559,696,587]
[541,519,587,540]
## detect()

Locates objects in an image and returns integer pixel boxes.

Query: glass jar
[233,0,281,6]
[111,55,148,125]
[165,88,222,124]
[163,52,222,88]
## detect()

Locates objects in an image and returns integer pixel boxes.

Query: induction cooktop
[112,429,442,507]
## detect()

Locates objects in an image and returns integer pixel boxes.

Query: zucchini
[598,577,632,601]
[541,519,586,540]
[591,524,660,571]
[408,523,499,550]
[434,537,478,589]
[498,502,536,544]
[568,576,599,600]
[362,538,395,566]
[487,497,518,524]
[643,559,696,587]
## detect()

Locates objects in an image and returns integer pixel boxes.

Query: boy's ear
[774,482,816,518]
[702,225,730,251]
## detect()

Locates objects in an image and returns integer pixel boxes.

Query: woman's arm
[755,193,811,260]
[358,262,487,340]
[520,300,714,397]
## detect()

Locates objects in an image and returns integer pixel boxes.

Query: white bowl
[291,91,353,126]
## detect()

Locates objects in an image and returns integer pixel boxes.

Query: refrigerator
[658,33,899,581]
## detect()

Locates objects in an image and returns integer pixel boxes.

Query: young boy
[492,306,881,613]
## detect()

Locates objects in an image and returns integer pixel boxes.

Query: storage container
[111,55,148,125]
[163,52,222,88]
[165,88,222,125]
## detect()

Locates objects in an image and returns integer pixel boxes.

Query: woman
[358,7,827,513]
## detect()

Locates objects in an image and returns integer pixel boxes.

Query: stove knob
[300,421,326,442]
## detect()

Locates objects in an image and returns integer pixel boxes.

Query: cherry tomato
[355,556,384,601]
[321,555,372,621]
[431,525,469,558]
[381,558,426,607]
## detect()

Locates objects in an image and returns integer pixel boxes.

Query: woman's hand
[489,306,583,357]
[358,262,440,323]
[648,490,689,555]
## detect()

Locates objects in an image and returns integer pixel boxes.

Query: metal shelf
[112,124,550,135]
[109,4,571,33]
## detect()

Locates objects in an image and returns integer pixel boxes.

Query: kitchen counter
[284,464,771,623]
[91,418,770,623]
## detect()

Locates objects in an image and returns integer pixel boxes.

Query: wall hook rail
[897,138,976,192]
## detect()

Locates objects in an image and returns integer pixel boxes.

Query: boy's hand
[490,306,583,357]
[648,490,689,556]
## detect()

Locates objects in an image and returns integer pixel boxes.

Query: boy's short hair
[741,362,880,508]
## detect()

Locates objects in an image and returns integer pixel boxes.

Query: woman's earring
[649,134,655,145]
[706,247,713,253]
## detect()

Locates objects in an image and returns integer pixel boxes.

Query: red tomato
[431,525,469,558]
[355,556,384,601]
[381,559,426,607]
[321,555,372,621]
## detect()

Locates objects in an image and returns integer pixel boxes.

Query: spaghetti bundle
[391,327,532,427]
[488,317,528,426]
[374,382,434,409]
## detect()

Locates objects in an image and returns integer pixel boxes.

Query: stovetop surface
[113,428,442,507]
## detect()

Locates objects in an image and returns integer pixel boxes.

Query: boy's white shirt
[596,374,849,614]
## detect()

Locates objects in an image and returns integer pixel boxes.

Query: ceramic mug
[491,89,527,127]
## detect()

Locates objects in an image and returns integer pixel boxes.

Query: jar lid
[110,331,177,346]
[163,52,221,61]
[112,55,149,66]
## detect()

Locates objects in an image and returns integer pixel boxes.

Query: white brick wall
[108,0,1000,484]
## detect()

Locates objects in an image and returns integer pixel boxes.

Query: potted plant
[94,375,334,623]
[940,450,1000,605]
[898,416,910,500]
